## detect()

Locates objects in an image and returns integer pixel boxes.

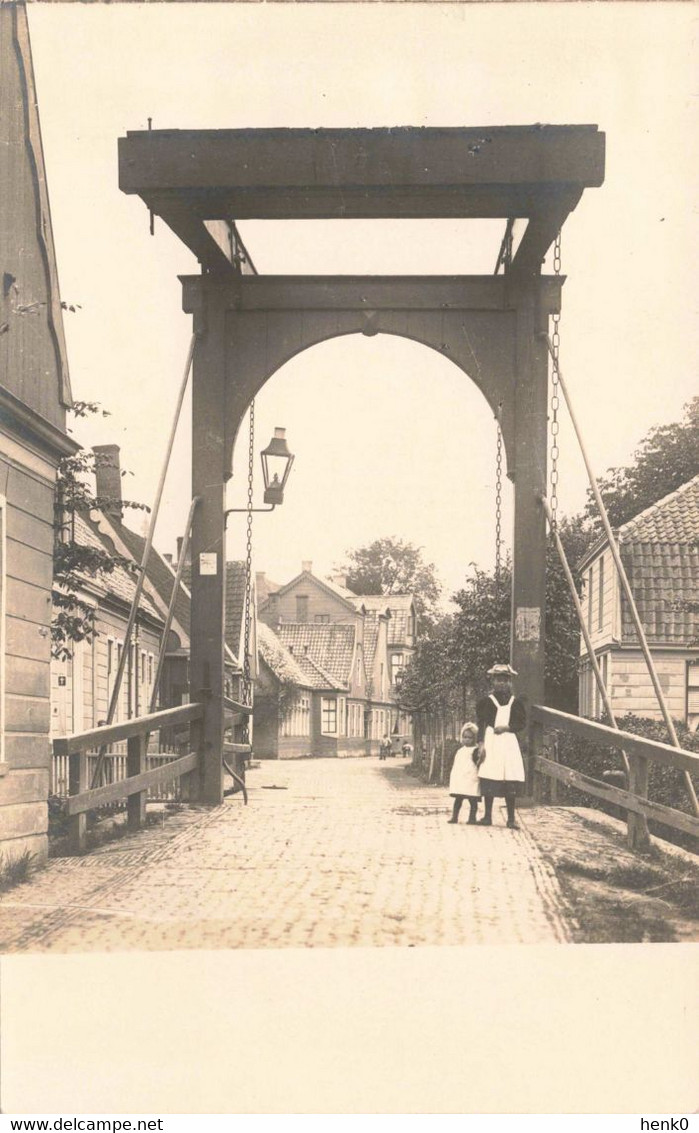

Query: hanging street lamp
[260,427,295,506]
[225,426,295,516]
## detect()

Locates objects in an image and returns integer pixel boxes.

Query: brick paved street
[0,757,573,952]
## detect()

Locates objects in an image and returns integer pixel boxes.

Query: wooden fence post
[530,718,545,803]
[627,754,651,851]
[127,733,148,831]
[68,750,87,853]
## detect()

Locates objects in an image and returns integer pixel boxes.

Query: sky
[27,2,698,606]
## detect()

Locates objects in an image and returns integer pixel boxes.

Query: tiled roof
[258,622,313,687]
[352,593,415,644]
[619,475,699,545]
[613,476,699,645]
[294,653,345,691]
[74,515,162,622]
[225,562,247,657]
[108,520,191,640]
[621,542,699,645]
[276,623,356,687]
[363,619,380,680]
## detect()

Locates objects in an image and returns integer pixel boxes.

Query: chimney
[176,536,192,568]
[265,591,280,629]
[92,444,123,521]
[302,560,313,574]
[163,553,173,566]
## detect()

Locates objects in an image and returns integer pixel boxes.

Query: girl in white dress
[476,664,526,828]
[447,722,481,825]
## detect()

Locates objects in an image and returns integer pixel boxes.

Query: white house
[578,475,699,730]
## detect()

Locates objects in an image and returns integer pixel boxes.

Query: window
[587,566,594,631]
[391,654,404,684]
[314,614,329,624]
[321,697,337,734]
[296,595,309,622]
[598,556,605,631]
[686,662,699,722]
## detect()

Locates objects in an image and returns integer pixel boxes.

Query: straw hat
[487,663,518,677]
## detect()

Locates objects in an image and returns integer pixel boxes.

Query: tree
[586,396,699,529]
[402,513,597,716]
[52,403,149,661]
[338,536,442,626]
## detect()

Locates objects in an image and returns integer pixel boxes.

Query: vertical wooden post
[627,755,651,851]
[188,279,227,805]
[127,732,147,830]
[529,719,545,803]
[511,282,549,766]
[68,749,87,853]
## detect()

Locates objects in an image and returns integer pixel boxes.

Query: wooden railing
[53,703,205,852]
[530,705,699,850]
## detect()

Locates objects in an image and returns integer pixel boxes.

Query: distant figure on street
[401,740,413,759]
[379,734,392,761]
[447,722,481,825]
[476,663,526,828]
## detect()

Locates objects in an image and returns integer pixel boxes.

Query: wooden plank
[0,768,49,806]
[531,705,699,774]
[3,733,51,771]
[119,126,605,197]
[6,537,53,590]
[66,752,199,815]
[223,696,253,716]
[53,702,204,755]
[0,801,47,840]
[182,274,562,315]
[5,655,50,698]
[6,615,52,663]
[6,506,54,554]
[223,743,253,755]
[533,755,699,840]
[5,693,50,733]
[6,576,53,626]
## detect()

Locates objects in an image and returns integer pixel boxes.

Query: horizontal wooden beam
[223,696,253,716]
[66,752,199,815]
[531,705,699,775]
[534,755,699,840]
[120,126,605,205]
[53,702,204,756]
[181,274,563,315]
[223,742,253,755]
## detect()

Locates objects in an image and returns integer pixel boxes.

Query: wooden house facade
[255,563,409,757]
[578,475,699,730]
[0,3,77,864]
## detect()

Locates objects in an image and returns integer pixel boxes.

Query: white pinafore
[478,695,526,783]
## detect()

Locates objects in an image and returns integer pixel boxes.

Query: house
[51,512,165,740]
[578,475,699,730]
[53,443,259,761]
[0,3,78,865]
[256,561,413,756]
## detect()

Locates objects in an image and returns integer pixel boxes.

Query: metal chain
[549,231,562,531]
[242,401,255,737]
[495,408,503,584]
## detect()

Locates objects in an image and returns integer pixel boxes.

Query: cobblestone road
[0,758,574,952]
